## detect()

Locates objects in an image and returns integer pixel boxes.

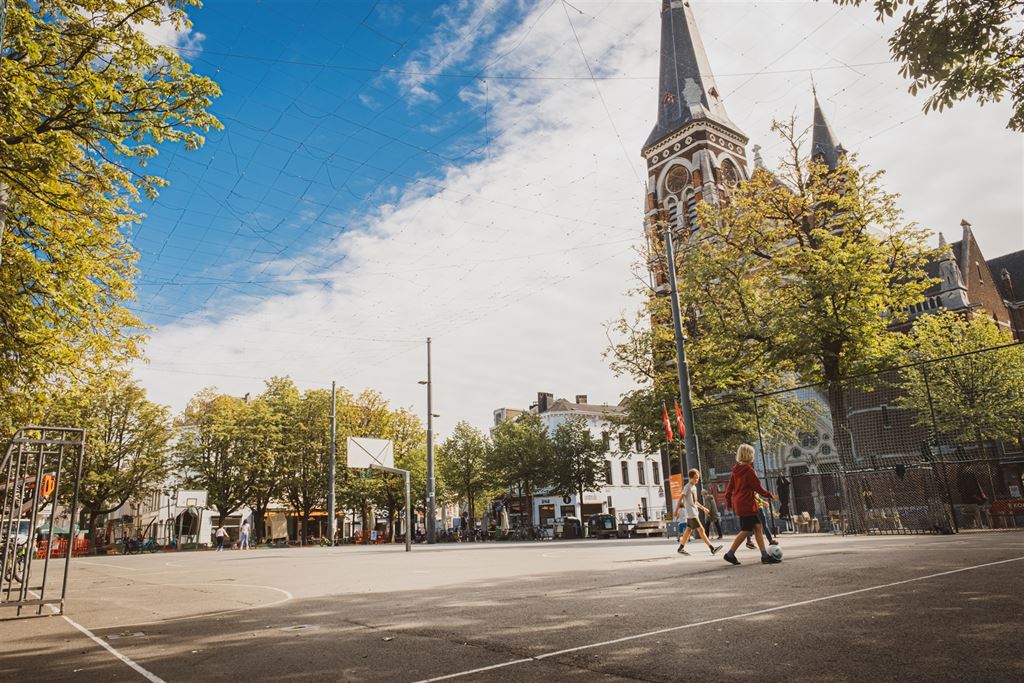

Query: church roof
[811,93,844,170]
[545,398,624,417]
[988,250,1024,302]
[644,0,740,150]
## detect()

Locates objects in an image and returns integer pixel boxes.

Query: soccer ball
[767,545,783,561]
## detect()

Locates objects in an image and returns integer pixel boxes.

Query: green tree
[0,1,220,429]
[175,389,251,534]
[899,311,1024,448]
[829,1,1024,131]
[379,408,426,542]
[336,390,392,537]
[550,416,607,519]
[437,421,492,523]
[237,391,287,544]
[488,413,554,526]
[685,118,935,464]
[284,388,331,545]
[47,369,171,553]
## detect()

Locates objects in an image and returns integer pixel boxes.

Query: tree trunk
[253,505,267,544]
[87,510,100,556]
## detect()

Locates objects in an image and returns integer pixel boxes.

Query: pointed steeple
[644,1,740,150]
[811,92,843,170]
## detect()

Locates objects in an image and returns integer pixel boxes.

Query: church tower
[642,0,749,287]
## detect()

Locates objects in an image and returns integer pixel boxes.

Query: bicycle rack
[0,426,85,618]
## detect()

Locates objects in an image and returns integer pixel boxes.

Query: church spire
[644,0,740,150]
[811,92,844,170]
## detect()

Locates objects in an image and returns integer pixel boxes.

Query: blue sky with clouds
[132,1,1023,433]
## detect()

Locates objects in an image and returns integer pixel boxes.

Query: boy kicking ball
[675,469,722,557]
[723,444,781,565]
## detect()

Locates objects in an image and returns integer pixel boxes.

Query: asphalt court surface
[1,532,1021,682]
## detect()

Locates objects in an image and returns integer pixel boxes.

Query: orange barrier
[34,538,90,559]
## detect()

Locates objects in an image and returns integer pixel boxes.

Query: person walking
[239,520,251,550]
[214,524,230,552]
[722,444,780,566]
[702,490,723,539]
[745,494,779,549]
[674,469,722,557]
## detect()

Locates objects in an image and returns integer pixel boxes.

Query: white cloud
[135,7,206,55]
[137,1,1023,437]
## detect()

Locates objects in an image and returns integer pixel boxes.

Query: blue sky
[134,0,519,323]
[132,1,1024,432]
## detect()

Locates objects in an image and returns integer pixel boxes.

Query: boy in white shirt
[674,469,722,556]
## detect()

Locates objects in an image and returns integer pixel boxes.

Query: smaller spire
[938,232,946,248]
[752,144,765,170]
[811,93,843,170]
[960,218,972,231]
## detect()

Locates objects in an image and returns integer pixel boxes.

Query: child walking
[675,469,722,556]
[723,444,781,565]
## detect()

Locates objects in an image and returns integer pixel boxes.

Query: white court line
[62,614,167,683]
[415,555,1024,682]
[87,582,294,630]
[28,591,166,683]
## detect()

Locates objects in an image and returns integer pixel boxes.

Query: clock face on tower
[665,166,689,194]
[721,162,739,188]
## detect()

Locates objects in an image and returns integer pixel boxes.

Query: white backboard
[175,489,207,508]
[346,437,394,469]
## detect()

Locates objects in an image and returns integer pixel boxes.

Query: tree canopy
[0,0,219,430]
[550,415,607,516]
[899,311,1024,445]
[47,368,172,552]
[830,0,1024,130]
[437,421,493,521]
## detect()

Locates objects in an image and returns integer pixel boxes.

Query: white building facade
[495,393,670,528]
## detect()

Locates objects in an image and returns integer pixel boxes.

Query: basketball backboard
[346,437,394,469]
[175,489,207,508]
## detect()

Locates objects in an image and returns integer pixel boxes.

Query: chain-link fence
[693,343,1024,535]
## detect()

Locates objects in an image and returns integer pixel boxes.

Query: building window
[602,432,611,449]
[635,434,643,452]
[637,462,646,486]
[618,433,629,452]
[604,460,613,485]
[620,461,630,486]
[652,461,661,483]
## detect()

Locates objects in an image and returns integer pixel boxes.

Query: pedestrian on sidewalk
[214,524,230,552]
[239,520,251,550]
[722,444,780,566]
[702,490,723,539]
[674,469,722,557]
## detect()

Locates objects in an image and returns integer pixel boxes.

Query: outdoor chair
[801,511,820,533]
[793,514,809,533]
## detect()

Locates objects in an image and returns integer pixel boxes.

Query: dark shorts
[739,515,760,532]
[686,518,702,530]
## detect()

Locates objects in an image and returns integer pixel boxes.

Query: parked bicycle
[2,539,28,583]
[122,537,159,554]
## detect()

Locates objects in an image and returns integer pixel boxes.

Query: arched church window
[721,160,739,188]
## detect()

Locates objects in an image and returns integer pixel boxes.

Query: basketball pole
[371,464,412,552]
[328,381,337,546]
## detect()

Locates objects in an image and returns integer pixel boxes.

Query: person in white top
[673,469,722,557]
[239,520,251,550]
[214,524,230,552]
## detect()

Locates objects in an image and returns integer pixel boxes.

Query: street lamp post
[661,216,702,474]
[419,338,435,544]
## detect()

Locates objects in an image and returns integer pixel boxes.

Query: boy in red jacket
[722,444,781,565]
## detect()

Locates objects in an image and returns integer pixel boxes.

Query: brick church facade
[642,1,1024,519]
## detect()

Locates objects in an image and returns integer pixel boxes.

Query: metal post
[752,396,777,534]
[404,470,412,552]
[328,381,337,546]
[425,337,436,544]
[662,220,701,473]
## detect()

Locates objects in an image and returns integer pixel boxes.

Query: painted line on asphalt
[29,591,166,683]
[62,614,167,683]
[87,582,294,631]
[415,554,1024,682]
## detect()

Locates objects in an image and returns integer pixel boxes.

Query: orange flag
[662,403,673,442]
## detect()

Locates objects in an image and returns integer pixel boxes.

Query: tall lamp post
[419,337,435,544]
[660,215,701,474]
